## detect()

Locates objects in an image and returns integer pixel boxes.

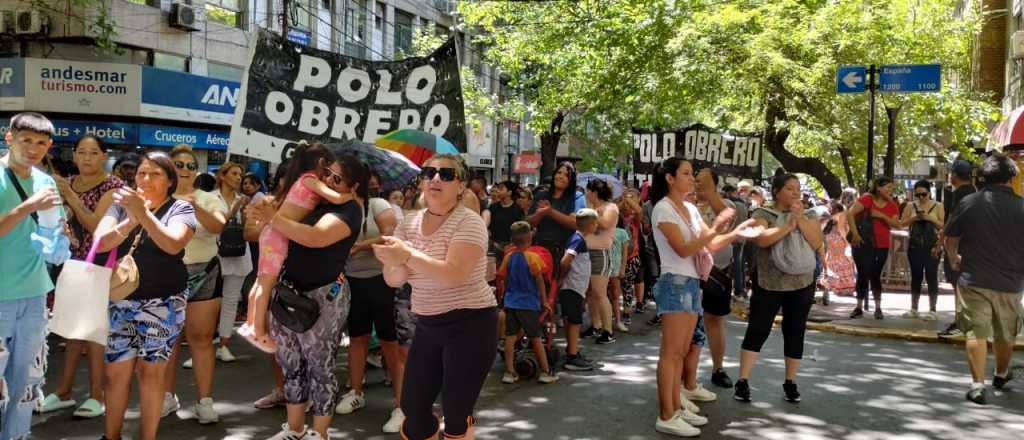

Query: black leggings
[401,307,498,439]
[741,283,815,359]
[907,246,939,311]
[853,246,889,304]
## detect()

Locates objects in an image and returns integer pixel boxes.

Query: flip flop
[37,393,76,413]
[73,398,105,418]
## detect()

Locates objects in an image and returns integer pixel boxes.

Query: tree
[461,0,998,197]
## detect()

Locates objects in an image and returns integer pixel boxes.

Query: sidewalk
[731,286,1024,349]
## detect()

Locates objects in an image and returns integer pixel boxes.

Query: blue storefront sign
[140,67,240,126]
[0,58,25,110]
[138,124,230,151]
[0,118,137,145]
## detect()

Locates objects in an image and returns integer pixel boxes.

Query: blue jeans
[0,295,48,440]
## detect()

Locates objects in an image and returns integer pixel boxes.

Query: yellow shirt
[179,190,225,265]
[1014,158,1024,197]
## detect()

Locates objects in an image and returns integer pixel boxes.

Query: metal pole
[866,64,877,186]
[885,106,901,179]
[282,0,290,36]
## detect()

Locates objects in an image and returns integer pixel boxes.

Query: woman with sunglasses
[899,180,944,320]
[240,142,354,354]
[163,144,229,425]
[373,154,498,440]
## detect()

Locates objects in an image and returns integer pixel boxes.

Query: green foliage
[30,0,121,53]
[460,0,998,191]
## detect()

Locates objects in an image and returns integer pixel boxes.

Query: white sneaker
[366,352,384,369]
[615,321,630,333]
[161,393,180,418]
[922,311,937,321]
[655,412,701,437]
[267,423,307,440]
[902,310,919,319]
[334,390,365,415]
[183,358,193,369]
[304,431,326,440]
[537,371,560,384]
[195,397,219,424]
[682,383,717,402]
[502,371,519,384]
[681,396,700,414]
[217,346,237,363]
[677,408,707,427]
[382,407,405,433]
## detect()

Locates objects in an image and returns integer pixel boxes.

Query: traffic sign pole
[866,64,877,187]
[885,105,901,179]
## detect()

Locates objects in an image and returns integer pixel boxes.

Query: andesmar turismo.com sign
[24,59,140,117]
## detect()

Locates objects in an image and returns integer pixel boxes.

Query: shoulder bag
[667,199,713,281]
[217,193,247,257]
[109,200,174,301]
[270,274,321,333]
[847,197,875,248]
[760,208,817,276]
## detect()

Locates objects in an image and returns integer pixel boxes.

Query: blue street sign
[287,29,311,46]
[879,64,941,93]
[836,65,867,93]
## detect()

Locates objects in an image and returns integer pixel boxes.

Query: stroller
[495,244,562,380]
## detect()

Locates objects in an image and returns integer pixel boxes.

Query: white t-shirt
[652,198,702,278]
[180,190,225,265]
[214,190,253,276]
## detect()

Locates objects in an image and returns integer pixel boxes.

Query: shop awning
[988,105,1024,151]
[513,152,542,174]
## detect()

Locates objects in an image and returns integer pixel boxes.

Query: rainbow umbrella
[375,129,460,166]
[328,140,420,193]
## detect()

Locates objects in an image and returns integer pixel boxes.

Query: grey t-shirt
[699,199,736,268]
[346,198,392,278]
[561,231,591,296]
[751,207,819,292]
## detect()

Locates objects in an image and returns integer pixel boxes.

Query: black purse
[270,276,320,333]
[218,217,247,257]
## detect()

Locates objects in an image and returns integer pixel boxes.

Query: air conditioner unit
[14,10,47,35]
[1013,31,1024,60]
[170,2,200,32]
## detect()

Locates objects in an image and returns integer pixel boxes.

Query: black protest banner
[229,30,466,163]
[632,124,762,180]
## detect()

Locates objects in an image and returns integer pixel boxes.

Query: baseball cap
[576,208,599,219]
[509,221,533,237]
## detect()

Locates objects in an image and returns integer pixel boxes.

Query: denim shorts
[654,273,703,316]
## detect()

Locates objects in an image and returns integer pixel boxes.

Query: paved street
[33,306,1024,440]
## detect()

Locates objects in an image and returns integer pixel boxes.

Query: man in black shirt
[939,160,977,337]
[944,154,1024,404]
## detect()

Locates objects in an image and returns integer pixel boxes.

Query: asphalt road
[32,311,1024,440]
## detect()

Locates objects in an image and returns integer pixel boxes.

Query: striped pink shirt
[396,206,497,316]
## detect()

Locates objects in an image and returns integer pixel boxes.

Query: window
[345,0,368,58]
[289,0,313,31]
[207,63,243,82]
[153,52,187,72]
[206,0,241,28]
[394,10,413,57]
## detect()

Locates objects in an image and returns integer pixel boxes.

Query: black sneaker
[596,331,616,345]
[993,368,1019,389]
[783,380,801,403]
[563,354,595,371]
[874,308,884,320]
[711,369,734,388]
[966,387,988,405]
[623,314,632,326]
[734,379,752,402]
[647,315,662,326]
[634,303,645,314]
[849,308,864,319]
[581,326,598,338]
[939,323,963,338]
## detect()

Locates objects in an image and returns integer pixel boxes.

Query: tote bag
[51,241,117,346]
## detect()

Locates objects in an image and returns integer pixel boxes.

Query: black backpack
[908,204,939,250]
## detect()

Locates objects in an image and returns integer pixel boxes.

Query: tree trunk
[539,111,566,180]
[764,91,843,198]
[838,147,856,188]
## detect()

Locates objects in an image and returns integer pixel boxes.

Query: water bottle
[37,205,62,229]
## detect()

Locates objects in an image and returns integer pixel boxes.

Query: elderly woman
[42,135,123,418]
[162,144,228,425]
[249,153,366,440]
[95,152,196,440]
[374,154,497,440]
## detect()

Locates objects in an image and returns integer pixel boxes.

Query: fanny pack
[270,275,321,333]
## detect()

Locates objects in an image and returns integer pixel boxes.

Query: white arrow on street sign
[842,71,863,89]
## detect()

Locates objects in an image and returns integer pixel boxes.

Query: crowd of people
[0,110,1022,440]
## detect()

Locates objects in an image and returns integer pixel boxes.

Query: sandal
[250,333,278,354]
[73,398,105,418]
[37,393,76,413]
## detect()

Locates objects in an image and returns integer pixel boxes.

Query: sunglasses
[420,167,457,182]
[174,161,198,171]
[915,192,929,198]
[324,168,344,185]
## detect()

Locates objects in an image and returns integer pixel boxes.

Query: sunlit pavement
[34,309,1024,440]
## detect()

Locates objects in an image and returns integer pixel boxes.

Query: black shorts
[558,290,585,325]
[505,308,542,338]
[186,260,223,303]
[347,274,398,341]
[701,266,732,317]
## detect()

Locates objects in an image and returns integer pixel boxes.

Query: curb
[730,302,1024,350]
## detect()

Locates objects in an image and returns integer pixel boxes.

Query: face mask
[367,187,381,198]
